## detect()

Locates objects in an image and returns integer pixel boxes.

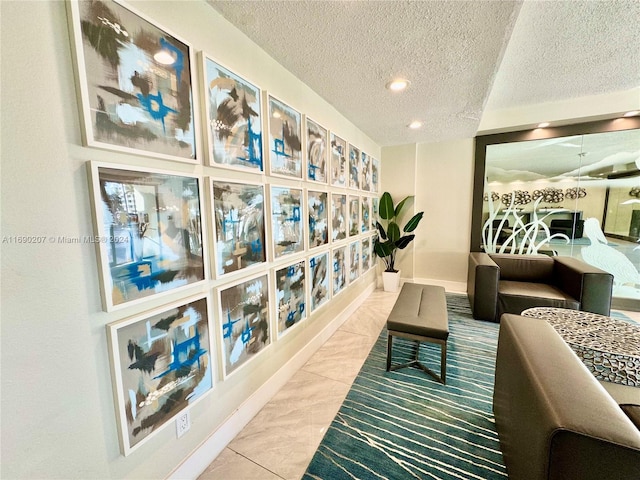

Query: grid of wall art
[69,0,379,456]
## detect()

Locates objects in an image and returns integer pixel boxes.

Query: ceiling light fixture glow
[408,121,423,129]
[537,122,550,128]
[153,50,176,65]
[385,78,409,92]
[623,110,640,117]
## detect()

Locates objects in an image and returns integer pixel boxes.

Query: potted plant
[373,192,424,292]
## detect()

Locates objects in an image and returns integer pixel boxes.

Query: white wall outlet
[176,410,191,438]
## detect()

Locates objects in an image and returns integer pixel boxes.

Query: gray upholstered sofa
[467,252,613,322]
[494,314,640,480]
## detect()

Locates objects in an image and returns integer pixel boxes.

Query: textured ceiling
[208,0,640,147]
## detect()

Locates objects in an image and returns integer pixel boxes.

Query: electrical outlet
[176,410,190,438]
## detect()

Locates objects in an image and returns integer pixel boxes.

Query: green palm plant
[373,192,424,272]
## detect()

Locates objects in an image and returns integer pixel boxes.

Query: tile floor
[198,288,640,480]
[198,289,398,480]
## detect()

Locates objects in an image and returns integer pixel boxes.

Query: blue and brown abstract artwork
[361,237,371,271]
[330,133,347,187]
[108,295,212,454]
[219,274,270,377]
[275,260,306,336]
[332,246,347,295]
[361,152,371,191]
[309,251,330,312]
[70,0,196,161]
[308,190,328,248]
[92,163,205,311]
[349,196,360,237]
[268,95,302,178]
[204,57,262,171]
[306,118,328,183]
[361,197,371,233]
[371,157,380,193]
[212,180,265,276]
[331,193,347,242]
[349,144,361,189]
[270,186,303,257]
[349,241,360,283]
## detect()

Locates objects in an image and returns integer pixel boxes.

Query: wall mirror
[471,117,640,311]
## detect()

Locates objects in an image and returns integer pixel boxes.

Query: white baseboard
[167,281,376,480]
[405,277,467,295]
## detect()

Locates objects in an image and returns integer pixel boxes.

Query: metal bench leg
[441,342,447,384]
[386,331,447,385]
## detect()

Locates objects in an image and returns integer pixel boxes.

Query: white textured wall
[0,1,378,478]
[380,140,474,289]
[380,144,417,278]
[414,139,475,287]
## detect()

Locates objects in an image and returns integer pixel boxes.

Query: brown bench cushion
[386,283,449,340]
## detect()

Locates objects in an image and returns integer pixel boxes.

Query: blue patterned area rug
[303,293,507,480]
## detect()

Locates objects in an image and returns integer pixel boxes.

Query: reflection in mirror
[98,167,204,307]
[477,126,640,310]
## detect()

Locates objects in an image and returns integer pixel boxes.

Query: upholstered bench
[386,283,449,384]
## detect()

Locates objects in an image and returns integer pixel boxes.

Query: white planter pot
[382,270,401,292]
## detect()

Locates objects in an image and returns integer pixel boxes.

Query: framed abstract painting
[332,246,347,296]
[211,179,266,277]
[371,157,380,193]
[361,196,371,233]
[217,273,270,377]
[202,55,263,171]
[309,251,330,312]
[308,190,328,249]
[348,195,360,237]
[361,237,371,272]
[348,144,360,190]
[349,240,360,283]
[268,95,302,178]
[331,193,347,242]
[88,162,206,312]
[361,152,371,191]
[372,197,379,222]
[274,260,307,337]
[270,185,304,258]
[330,133,347,187]
[68,0,198,162]
[306,118,328,183]
[107,294,213,455]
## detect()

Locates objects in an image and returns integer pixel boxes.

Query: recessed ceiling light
[623,110,639,117]
[385,78,410,92]
[408,121,422,129]
[537,122,550,128]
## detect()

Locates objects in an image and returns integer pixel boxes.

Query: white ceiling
[207,0,639,147]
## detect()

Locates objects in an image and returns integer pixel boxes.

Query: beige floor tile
[226,369,350,479]
[339,290,397,336]
[301,329,378,384]
[198,448,282,480]
[200,288,398,480]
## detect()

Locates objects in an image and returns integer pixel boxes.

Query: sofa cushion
[497,280,579,317]
[621,404,640,431]
[490,253,554,282]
